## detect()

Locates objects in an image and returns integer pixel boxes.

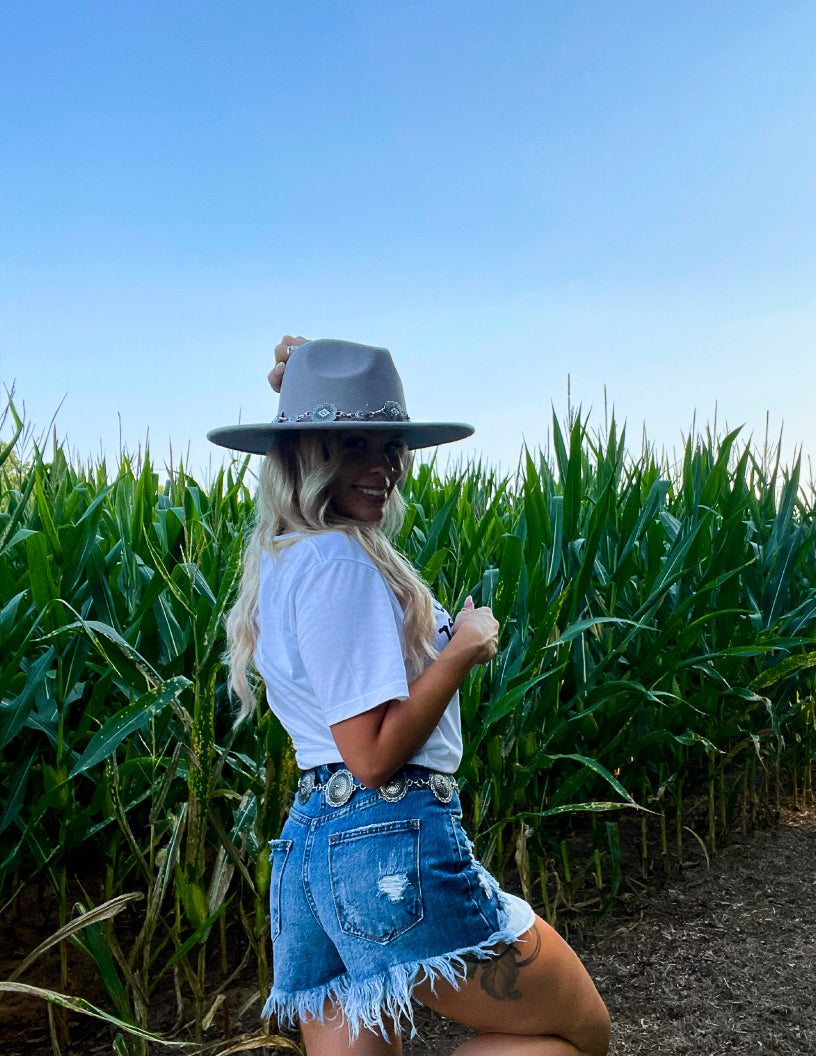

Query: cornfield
[1,396,815,1053]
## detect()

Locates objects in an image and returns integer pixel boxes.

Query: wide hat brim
[207,419,474,454]
[207,338,474,454]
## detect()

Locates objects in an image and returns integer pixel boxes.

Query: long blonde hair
[225,432,437,721]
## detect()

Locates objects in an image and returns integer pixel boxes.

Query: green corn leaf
[69,676,190,777]
[543,752,637,806]
[495,533,523,624]
[544,495,564,587]
[413,493,458,571]
[153,895,232,981]
[673,730,721,755]
[24,531,60,614]
[0,646,56,749]
[614,477,670,575]
[457,480,510,573]
[419,546,449,586]
[550,411,569,488]
[0,589,28,641]
[551,615,643,648]
[198,534,244,672]
[479,801,637,835]
[43,615,160,690]
[139,528,195,616]
[68,916,131,1021]
[606,820,622,894]
[750,649,816,690]
[562,414,584,542]
[0,747,36,835]
[0,459,41,556]
[0,396,25,467]
[152,807,187,919]
[154,592,188,661]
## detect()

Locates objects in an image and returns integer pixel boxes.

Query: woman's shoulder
[265,530,372,570]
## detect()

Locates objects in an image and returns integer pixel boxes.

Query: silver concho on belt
[297,766,457,807]
[297,769,315,804]
[325,768,356,807]
[379,774,408,802]
[429,772,455,803]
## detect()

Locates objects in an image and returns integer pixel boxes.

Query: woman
[208,337,610,1056]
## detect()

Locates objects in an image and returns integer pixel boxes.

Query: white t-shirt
[254,531,462,773]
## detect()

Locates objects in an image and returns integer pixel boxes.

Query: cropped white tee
[254,531,462,773]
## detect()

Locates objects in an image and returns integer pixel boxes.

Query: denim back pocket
[267,839,293,942]
[329,819,423,944]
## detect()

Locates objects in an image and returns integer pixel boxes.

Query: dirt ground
[405,803,816,1056]
[3,802,815,1055]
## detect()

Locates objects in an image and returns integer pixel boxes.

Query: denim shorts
[261,764,535,1039]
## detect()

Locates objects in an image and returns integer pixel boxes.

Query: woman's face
[329,431,407,524]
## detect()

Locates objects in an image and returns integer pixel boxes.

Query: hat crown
[276,340,409,425]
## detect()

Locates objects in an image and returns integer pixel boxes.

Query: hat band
[274,400,410,425]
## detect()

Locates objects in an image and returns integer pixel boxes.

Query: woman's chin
[354,507,386,524]
[331,502,386,525]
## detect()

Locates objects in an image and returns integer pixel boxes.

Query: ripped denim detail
[261,892,533,1040]
[377,872,410,902]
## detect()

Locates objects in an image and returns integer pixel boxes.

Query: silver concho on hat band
[325,768,355,807]
[429,772,455,804]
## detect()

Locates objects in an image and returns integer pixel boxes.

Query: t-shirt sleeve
[292,557,410,726]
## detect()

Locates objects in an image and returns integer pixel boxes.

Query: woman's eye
[386,441,406,457]
[342,436,367,451]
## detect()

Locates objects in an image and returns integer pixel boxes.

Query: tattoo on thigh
[463,927,542,1001]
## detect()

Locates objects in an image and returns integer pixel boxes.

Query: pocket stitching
[267,839,293,942]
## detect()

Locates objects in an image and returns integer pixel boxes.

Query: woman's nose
[368,457,389,477]
[366,445,389,467]
[365,447,392,478]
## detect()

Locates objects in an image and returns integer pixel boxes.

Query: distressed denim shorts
[261,764,535,1038]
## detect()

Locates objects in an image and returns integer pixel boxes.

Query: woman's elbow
[349,761,396,789]
[330,702,397,789]
[330,741,395,788]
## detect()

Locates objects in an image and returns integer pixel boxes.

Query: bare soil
[2,803,815,1055]
[406,803,816,1056]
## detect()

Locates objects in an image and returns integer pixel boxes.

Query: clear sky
[2,1,815,481]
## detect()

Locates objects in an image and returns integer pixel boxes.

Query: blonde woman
[209,337,610,1056]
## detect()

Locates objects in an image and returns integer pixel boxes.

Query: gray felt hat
[207,338,475,454]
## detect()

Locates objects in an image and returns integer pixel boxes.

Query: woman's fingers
[453,604,500,662]
[268,335,308,392]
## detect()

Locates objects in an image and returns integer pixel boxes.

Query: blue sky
[2,1,815,479]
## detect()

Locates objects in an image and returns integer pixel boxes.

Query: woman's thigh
[413,915,610,1055]
[299,1006,402,1056]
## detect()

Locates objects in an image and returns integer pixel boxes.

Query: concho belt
[297,766,457,807]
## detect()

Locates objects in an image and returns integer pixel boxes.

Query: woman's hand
[268,334,308,393]
[451,596,500,665]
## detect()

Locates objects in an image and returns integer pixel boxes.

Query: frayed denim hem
[262,978,345,1035]
[262,895,536,1041]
